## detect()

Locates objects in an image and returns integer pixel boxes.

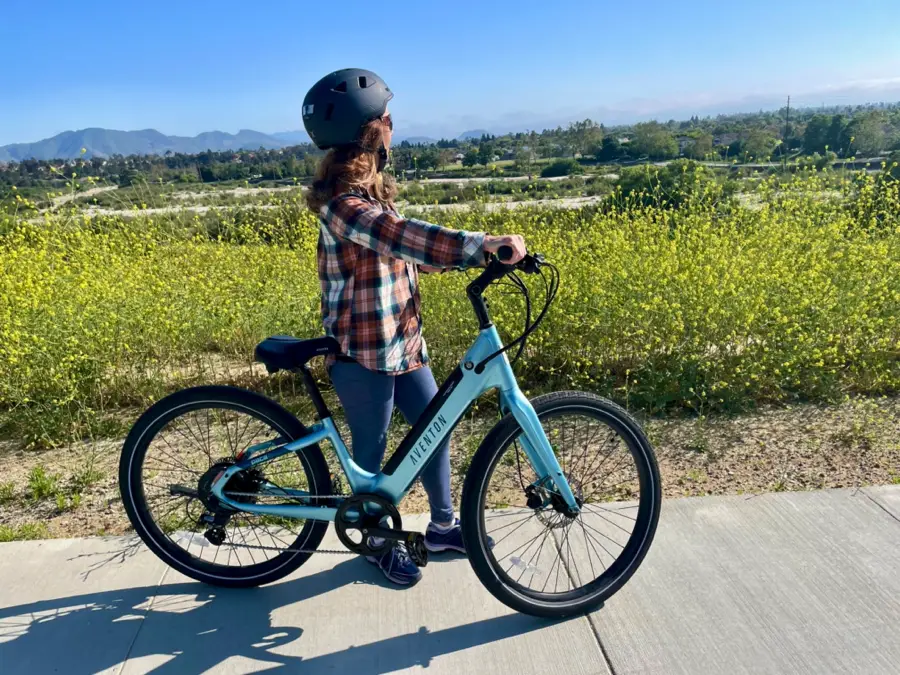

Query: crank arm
[363,527,429,567]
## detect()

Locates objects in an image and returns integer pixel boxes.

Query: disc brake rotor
[533,473,584,528]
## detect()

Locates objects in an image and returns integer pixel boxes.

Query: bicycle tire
[119,385,331,588]
[461,391,661,617]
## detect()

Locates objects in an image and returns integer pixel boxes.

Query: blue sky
[2,0,900,144]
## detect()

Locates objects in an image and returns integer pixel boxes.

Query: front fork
[500,388,581,513]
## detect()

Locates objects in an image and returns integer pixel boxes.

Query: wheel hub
[197,460,231,511]
[197,460,264,512]
[196,460,266,547]
[528,475,584,527]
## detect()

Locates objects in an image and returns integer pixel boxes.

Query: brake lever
[522,253,545,275]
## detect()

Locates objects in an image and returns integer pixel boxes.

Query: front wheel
[461,391,661,617]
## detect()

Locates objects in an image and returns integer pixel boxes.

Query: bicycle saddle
[254,335,340,373]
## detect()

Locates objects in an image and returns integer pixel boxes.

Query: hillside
[0,128,294,161]
[399,136,438,145]
[0,127,441,161]
[457,129,491,140]
[271,130,311,144]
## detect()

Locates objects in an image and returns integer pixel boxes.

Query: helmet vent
[324,103,335,121]
[332,81,347,93]
[358,76,368,88]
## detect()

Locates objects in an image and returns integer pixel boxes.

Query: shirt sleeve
[322,195,487,269]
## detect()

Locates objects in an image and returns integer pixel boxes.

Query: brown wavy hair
[306,119,397,212]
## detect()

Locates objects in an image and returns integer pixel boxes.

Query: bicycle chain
[228,541,355,555]
[210,492,359,556]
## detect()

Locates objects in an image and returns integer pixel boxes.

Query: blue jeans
[328,360,454,524]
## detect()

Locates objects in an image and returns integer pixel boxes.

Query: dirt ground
[0,396,897,540]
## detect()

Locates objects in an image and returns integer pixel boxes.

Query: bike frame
[209,325,580,522]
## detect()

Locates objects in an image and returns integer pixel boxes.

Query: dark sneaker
[425,519,494,554]
[366,544,422,586]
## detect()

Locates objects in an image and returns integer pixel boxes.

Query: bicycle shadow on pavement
[0,554,570,674]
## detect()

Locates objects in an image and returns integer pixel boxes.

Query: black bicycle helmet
[302,68,393,150]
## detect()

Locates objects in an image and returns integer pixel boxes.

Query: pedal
[364,527,428,567]
[408,533,428,567]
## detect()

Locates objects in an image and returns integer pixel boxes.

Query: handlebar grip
[497,245,514,262]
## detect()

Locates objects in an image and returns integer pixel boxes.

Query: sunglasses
[381,113,393,131]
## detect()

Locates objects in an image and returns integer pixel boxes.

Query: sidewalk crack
[551,527,617,675]
[115,563,170,674]
[861,489,900,525]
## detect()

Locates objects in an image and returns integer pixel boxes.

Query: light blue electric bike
[120,249,660,617]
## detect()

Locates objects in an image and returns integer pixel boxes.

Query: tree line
[2,102,899,196]
[0,145,322,191]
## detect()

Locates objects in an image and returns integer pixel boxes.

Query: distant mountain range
[0,128,302,162]
[4,79,900,163]
[400,136,438,145]
[0,127,503,162]
[270,130,312,145]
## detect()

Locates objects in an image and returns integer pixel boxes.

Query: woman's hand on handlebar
[484,234,526,265]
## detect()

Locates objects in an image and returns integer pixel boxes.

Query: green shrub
[0,522,50,542]
[887,151,900,181]
[0,481,14,503]
[612,159,729,209]
[1,169,898,444]
[540,159,583,178]
[27,466,59,500]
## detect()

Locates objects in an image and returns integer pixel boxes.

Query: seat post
[296,365,332,420]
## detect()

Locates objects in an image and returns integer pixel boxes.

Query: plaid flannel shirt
[318,192,487,374]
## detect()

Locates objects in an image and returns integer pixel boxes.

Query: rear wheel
[461,391,660,617]
[119,385,331,587]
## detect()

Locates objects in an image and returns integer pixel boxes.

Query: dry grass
[0,395,896,540]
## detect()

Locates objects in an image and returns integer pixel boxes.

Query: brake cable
[506,271,531,367]
[473,261,559,374]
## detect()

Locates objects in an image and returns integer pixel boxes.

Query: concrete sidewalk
[1,486,898,674]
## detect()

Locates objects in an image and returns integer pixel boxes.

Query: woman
[302,69,525,586]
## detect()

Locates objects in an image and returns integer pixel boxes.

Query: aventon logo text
[409,414,448,465]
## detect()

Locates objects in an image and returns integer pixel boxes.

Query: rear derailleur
[193,459,264,546]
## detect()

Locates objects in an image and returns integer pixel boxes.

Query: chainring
[335,494,402,556]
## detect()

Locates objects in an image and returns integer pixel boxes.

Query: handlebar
[497,245,514,262]
[494,246,545,275]
[464,248,559,373]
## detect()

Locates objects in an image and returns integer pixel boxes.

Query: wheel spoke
[478,402,654,603]
[578,517,612,568]
[133,400,323,574]
[582,505,636,535]
[580,518,628,549]
[173,414,211,461]
[491,512,538,549]
[487,512,536,534]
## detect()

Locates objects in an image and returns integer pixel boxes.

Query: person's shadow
[0,545,573,674]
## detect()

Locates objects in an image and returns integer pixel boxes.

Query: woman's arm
[324,194,486,269]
